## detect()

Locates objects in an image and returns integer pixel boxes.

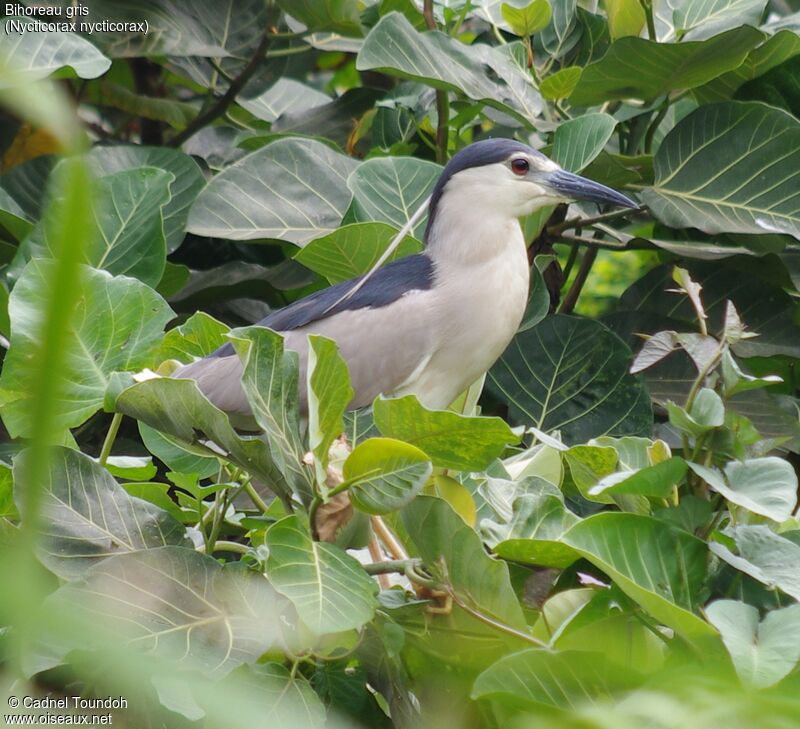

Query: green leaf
[535,0,581,59]
[551,112,616,172]
[276,0,362,36]
[563,512,715,640]
[689,457,798,522]
[188,138,359,245]
[706,600,800,688]
[590,457,688,499]
[223,663,326,729]
[19,167,172,287]
[344,437,431,514]
[117,379,294,502]
[605,0,645,39]
[0,462,16,519]
[238,78,330,123]
[501,0,552,37]
[485,491,580,568]
[43,546,287,675]
[78,0,267,58]
[643,102,800,240]
[307,335,353,486]
[356,12,543,124]
[155,312,230,364]
[0,262,173,438]
[13,447,189,579]
[402,495,526,629]
[85,145,205,254]
[346,157,441,239]
[472,649,632,709]
[103,456,157,482]
[228,327,314,503]
[662,0,768,41]
[488,315,653,444]
[564,444,619,502]
[569,27,763,106]
[373,395,519,471]
[711,525,800,601]
[265,514,378,634]
[540,66,581,101]
[0,18,111,79]
[296,222,422,284]
[666,388,725,438]
[694,30,800,104]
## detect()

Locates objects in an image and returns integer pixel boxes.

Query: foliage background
[0,0,799,727]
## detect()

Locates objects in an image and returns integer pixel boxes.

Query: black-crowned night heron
[176,139,636,419]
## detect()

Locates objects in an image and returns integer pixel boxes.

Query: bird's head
[425,138,637,240]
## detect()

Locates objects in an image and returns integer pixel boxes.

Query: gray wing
[173,255,439,418]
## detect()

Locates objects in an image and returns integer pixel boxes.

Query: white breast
[396,220,530,409]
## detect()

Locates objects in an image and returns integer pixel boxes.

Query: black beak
[545,169,639,209]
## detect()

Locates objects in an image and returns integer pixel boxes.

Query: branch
[167,28,272,147]
[423,0,449,163]
[558,244,599,314]
[547,207,638,236]
[363,558,421,576]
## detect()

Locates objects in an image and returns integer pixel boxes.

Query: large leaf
[550,112,616,172]
[402,495,526,629]
[265,514,378,635]
[116,378,295,502]
[0,18,111,80]
[295,222,422,284]
[356,12,542,124]
[345,157,441,239]
[19,167,172,287]
[472,649,633,709]
[569,27,762,106]
[689,458,797,522]
[277,0,362,36]
[222,663,326,729]
[154,311,230,364]
[307,335,353,486]
[187,138,358,245]
[43,546,286,675]
[484,490,581,568]
[487,315,652,444]
[344,437,432,514]
[77,0,266,58]
[616,263,800,359]
[373,395,519,471]
[710,525,800,601]
[237,78,330,123]
[228,327,313,503]
[85,145,205,254]
[563,512,715,640]
[643,102,800,240]
[657,0,768,41]
[706,600,800,688]
[13,447,189,579]
[0,262,173,438]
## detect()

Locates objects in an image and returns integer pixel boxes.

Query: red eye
[511,158,529,175]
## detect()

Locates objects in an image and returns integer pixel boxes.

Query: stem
[367,539,392,589]
[641,0,657,41]
[98,413,122,467]
[548,207,638,235]
[371,516,409,561]
[363,558,420,576]
[199,540,249,555]
[559,234,632,250]
[244,480,270,514]
[561,243,580,283]
[447,588,550,649]
[558,245,599,314]
[423,0,450,163]
[644,99,670,154]
[168,26,272,147]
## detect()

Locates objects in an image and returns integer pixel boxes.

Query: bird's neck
[424,191,527,268]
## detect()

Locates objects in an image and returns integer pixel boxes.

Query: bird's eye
[511,158,529,175]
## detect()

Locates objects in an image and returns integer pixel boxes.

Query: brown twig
[558,244,599,314]
[370,516,409,561]
[167,28,272,147]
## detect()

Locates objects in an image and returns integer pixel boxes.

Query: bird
[175,138,637,423]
